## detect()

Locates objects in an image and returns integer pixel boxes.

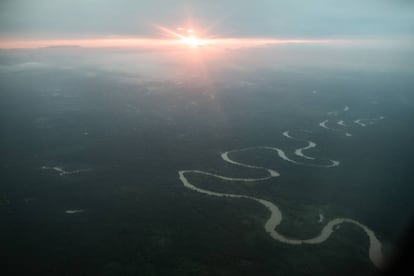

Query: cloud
[0,62,50,72]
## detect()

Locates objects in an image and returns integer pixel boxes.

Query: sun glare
[177,27,209,48]
[180,35,207,48]
[155,25,210,48]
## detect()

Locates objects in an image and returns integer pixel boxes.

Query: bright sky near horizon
[0,0,413,40]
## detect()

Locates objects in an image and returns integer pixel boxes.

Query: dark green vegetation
[1,48,414,275]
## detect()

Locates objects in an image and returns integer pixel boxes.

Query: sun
[177,28,209,48]
[154,25,210,48]
[180,35,207,48]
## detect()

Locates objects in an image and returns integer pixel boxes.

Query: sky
[0,0,414,40]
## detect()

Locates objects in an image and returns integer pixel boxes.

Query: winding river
[178,125,383,268]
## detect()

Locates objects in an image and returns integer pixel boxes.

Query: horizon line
[0,36,387,50]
